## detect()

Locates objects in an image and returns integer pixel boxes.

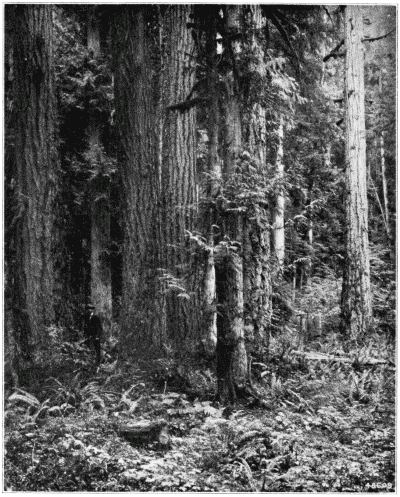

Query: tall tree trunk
[380,131,392,246]
[341,5,372,339]
[87,6,112,333]
[113,7,161,354]
[273,116,285,269]
[243,4,272,355]
[9,5,57,361]
[216,5,247,403]
[200,8,221,357]
[159,5,199,349]
[246,4,267,168]
[378,70,392,249]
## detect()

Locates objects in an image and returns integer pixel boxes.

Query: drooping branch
[323,39,344,62]
[323,29,395,62]
[268,9,300,74]
[166,96,210,112]
[363,28,395,43]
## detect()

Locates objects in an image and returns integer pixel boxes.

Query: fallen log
[118,419,171,449]
[291,350,395,367]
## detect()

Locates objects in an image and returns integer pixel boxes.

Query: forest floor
[4,335,396,492]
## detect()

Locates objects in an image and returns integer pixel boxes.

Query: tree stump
[118,419,171,449]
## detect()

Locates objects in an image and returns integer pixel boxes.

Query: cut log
[118,419,171,448]
[292,350,394,367]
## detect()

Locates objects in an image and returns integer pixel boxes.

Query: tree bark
[200,8,221,357]
[159,5,199,348]
[9,5,57,360]
[378,67,392,249]
[341,5,372,339]
[113,7,161,353]
[216,5,247,403]
[243,5,272,353]
[273,117,285,269]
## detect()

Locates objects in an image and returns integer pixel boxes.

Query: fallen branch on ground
[291,350,395,367]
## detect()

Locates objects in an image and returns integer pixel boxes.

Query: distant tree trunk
[159,5,199,349]
[216,5,247,403]
[380,131,391,245]
[200,8,220,357]
[273,117,285,269]
[246,5,267,168]
[243,4,272,354]
[378,70,392,249]
[113,7,161,353]
[87,6,112,333]
[8,5,57,361]
[303,185,314,288]
[341,5,372,339]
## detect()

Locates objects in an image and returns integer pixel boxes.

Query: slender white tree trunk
[380,132,390,235]
[273,117,285,269]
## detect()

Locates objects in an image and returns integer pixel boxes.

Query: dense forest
[4,4,396,492]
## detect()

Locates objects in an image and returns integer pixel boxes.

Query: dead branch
[292,350,394,367]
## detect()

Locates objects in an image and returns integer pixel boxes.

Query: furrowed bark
[341,5,372,339]
[10,5,57,360]
[113,7,161,353]
[243,5,272,353]
[159,5,199,348]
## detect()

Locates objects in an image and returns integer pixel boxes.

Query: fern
[167,401,222,419]
[8,389,40,407]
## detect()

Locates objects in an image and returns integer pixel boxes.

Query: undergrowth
[4,327,395,492]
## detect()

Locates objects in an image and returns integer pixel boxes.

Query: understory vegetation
[5,313,395,492]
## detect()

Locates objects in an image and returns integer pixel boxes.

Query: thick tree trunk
[216,5,247,403]
[243,5,272,353]
[215,247,244,404]
[341,5,372,339]
[113,7,161,353]
[9,5,56,361]
[87,7,112,333]
[243,203,271,352]
[159,5,199,348]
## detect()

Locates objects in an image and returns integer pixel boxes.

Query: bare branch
[323,39,344,62]
[363,28,396,43]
